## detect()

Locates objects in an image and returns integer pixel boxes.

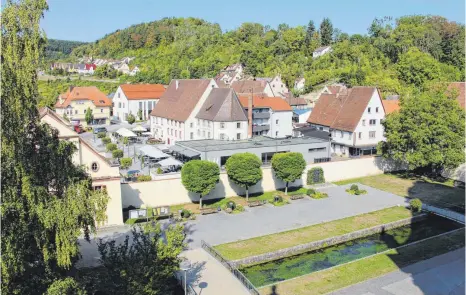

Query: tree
[45,278,86,295]
[181,160,219,209]
[90,223,185,295]
[320,18,334,46]
[1,1,108,293]
[120,157,132,169]
[271,152,306,194]
[127,113,135,124]
[137,109,142,120]
[85,107,93,125]
[225,153,262,201]
[112,149,124,159]
[305,20,316,45]
[380,86,465,176]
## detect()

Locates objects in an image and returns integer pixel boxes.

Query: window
[369,131,376,138]
[197,129,200,136]
[167,127,169,135]
[359,132,362,139]
[340,131,343,138]
[237,122,241,129]
[368,107,371,113]
[118,102,121,108]
[175,130,177,137]
[190,122,193,128]
[348,132,352,139]
[197,119,200,126]
[237,133,241,140]
[101,109,103,113]
[208,132,211,138]
[362,119,366,126]
[376,107,379,113]
[202,131,205,137]
[369,119,376,125]
[139,102,142,111]
[75,110,78,114]
[190,132,194,139]
[276,119,279,124]
[220,133,225,140]
[275,131,278,137]
[91,162,99,172]
[122,103,125,108]
[118,92,120,98]
[179,131,182,138]
[319,127,323,131]
[220,122,225,129]
[309,147,327,152]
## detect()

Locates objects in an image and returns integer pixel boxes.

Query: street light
[180,260,191,295]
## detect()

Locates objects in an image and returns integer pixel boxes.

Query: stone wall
[230,214,427,268]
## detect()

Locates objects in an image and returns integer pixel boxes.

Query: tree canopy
[271,152,306,194]
[181,160,220,208]
[225,153,263,200]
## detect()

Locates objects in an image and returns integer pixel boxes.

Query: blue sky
[41,0,465,42]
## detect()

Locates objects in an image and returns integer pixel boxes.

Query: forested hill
[45,39,88,60]
[69,16,465,96]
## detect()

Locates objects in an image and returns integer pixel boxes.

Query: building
[256,75,289,98]
[293,125,331,141]
[294,77,306,92]
[230,80,275,97]
[238,95,293,138]
[307,86,385,157]
[313,46,332,58]
[113,84,165,122]
[447,82,465,109]
[293,108,312,124]
[285,96,308,110]
[174,136,331,168]
[39,107,123,226]
[382,100,400,115]
[54,86,112,126]
[129,66,140,76]
[150,79,218,145]
[215,64,244,86]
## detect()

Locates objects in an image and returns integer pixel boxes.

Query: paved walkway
[179,249,250,295]
[330,248,465,295]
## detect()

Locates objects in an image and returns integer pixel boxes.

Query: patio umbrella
[132,125,147,132]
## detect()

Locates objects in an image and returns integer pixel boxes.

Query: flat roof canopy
[158,158,183,167]
[168,145,200,158]
[115,128,137,137]
[132,125,147,132]
[139,146,169,159]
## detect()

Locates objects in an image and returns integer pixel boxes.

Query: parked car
[93,127,107,134]
[73,125,84,134]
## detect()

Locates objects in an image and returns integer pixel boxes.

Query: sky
[41,0,465,42]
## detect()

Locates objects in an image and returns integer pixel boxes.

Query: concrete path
[330,248,465,295]
[179,249,250,295]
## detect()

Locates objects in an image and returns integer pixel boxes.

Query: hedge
[106,143,117,152]
[307,167,325,185]
[101,137,111,145]
[112,149,123,159]
[120,157,132,169]
[137,175,152,182]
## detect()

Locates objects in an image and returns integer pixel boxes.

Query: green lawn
[334,173,465,212]
[258,228,465,295]
[214,206,413,260]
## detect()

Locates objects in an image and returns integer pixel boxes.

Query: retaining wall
[230,214,427,268]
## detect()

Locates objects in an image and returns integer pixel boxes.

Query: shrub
[306,188,316,196]
[112,149,123,159]
[137,175,152,182]
[233,204,245,213]
[102,137,111,144]
[227,201,236,210]
[157,167,163,174]
[181,209,191,218]
[97,132,106,138]
[311,192,329,199]
[410,198,422,212]
[350,184,359,191]
[106,143,117,152]
[127,113,136,124]
[120,157,132,169]
[307,167,325,185]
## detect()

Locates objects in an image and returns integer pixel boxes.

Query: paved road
[330,248,465,295]
[78,184,407,267]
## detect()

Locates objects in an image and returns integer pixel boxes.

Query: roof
[293,108,312,115]
[115,128,137,137]
[325,85,345,94]
[447,82,465,109]
[150,79,213,122]
[308,87,378,132]
[285,96,307,106]
[39,107,73,128]
[238,96,293,112]
[386,95,400,101]
[382,100,400,114]
[120,84,165,100]
[55,86,112,108]
[139,146,169,159]
[294,126,332,140]
[196,88,247,122]
[314,46,331,53]
[231,80,269,95]
[176,136,327,152]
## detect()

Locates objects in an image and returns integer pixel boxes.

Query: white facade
[294,78,305,91]
[267,75,289,97]
[129,66,140,76]
[251,108,293,138]
[112,86,159,122]
[313,46,332,58]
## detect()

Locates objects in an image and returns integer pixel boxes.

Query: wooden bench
[200,207,218,215]
[248,200,267,207]
[290,194,305,200]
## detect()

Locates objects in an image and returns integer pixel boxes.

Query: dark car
[93,127,107,134]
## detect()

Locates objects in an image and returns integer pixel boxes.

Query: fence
[201,240,260,295]
[422,203,465,224]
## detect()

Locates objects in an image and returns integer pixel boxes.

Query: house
[85,63,96,75]
[294,77,305,91]
[113,84,166,122]
[285,96,308,110]
[293,108,313,124]
[447,82,465,109]
[54,86,112,126]
[256,75,289,98]
[150,79,218,145]
[39,107,123,226]
[313,46,332,58]
[307,86,386,157]
[382,100,400,115]
[215,64,244,86]
[129,66,140,76]
[238,95,293,138]
[230,80,275,97]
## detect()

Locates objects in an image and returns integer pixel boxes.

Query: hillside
[44,39,88,61]
[69,16,465,96]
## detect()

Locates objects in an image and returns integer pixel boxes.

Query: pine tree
[320,18,334,46]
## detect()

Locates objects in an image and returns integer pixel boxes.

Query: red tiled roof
[382,100,400,114]
[231,80,269,94]
[120,84,166,100]
[447,82,465,109]
[308,87,378,132]
[55,86,112,108]
[238,96,292,112]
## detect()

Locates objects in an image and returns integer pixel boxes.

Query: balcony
[252,124,270,132]
[253,112,270,119]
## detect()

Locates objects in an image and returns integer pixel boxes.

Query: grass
[258,228,465,295]
[334,173,465,211]
[214,206,413,260]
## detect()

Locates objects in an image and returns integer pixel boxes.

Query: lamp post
[180,260,191,295]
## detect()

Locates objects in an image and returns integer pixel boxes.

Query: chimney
[175,80,179,90]
[248,89,253,138]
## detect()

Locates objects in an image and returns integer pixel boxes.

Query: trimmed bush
[101,137,111,144]
[410,198,422,212]
[307,167,325,185]
[120,157,132,169]
[137,175,152,182]
[181,209,191,218]
[106,143,117,152]
[157,167,163,174]
[311,191,329,199]
[306,188,316,196]
[97,132,106,138]
[350,184,359,191]
[112,149,123,159]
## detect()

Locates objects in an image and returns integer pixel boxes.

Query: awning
[179,149,200,158]
[132,125,147,132]
[115,128,137,137]
[139,146,169,159]
[168,145,184,153]
[158,158,183,167]
[156,145,170,152]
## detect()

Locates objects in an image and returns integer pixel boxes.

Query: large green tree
[271,152,306,194]
[181,160,220,208]
[225,153,263,201]
[319,18,334,46]
[1,1,108,293]
[380,86,465,176]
